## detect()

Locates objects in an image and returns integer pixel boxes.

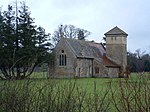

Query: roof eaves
[104,26,128,36]
[102,56,120,67]
[77,56,94,59]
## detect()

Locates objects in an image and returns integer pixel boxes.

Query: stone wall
[49,37,123,78]
[106,34,127,77]
[49,38,77,78]
[75,58,93,77]
[93,60,106,77]
[106,44,127,65]
[106,36,127,45]
[106,44,127,77]
[106,67,120,77]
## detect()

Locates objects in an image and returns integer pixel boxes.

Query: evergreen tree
[0,2,52,80]
[0,5,16,79]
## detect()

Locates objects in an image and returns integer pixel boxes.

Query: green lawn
[0,72,150,112]
[28,72,121,93]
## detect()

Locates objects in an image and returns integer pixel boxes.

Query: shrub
[0,73,150,112]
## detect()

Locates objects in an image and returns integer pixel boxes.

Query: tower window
[59,50,66,66]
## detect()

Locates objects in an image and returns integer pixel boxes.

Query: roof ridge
[65,37,106,58]
[65,38,78,57]
[104,26,128,36]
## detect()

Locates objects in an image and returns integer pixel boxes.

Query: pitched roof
[65,38,120,67]
[104,26,128,36]
[102,56,120,67]
[66,38,105,59]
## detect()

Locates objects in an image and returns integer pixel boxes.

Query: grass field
[0,72,150,112]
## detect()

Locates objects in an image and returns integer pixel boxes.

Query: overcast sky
[1,0,150,53]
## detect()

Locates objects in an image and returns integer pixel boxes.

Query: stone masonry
[49,26,128,78]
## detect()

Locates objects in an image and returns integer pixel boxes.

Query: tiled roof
[66,38,105,59]
[65,38,119,67]
[104,26,128,36]
[102,56,120,67]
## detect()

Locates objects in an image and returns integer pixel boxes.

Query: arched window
[59,50,67,66]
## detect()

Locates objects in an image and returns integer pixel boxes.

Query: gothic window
[59,50,66,66]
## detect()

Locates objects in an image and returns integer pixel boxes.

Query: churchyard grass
[0,72,150,112]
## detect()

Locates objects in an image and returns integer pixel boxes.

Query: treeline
[127,49,150,72]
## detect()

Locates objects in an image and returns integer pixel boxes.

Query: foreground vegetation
[0,73,150,112]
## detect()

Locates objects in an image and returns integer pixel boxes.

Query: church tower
[104,26,128,77]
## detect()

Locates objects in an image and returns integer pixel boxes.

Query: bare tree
[135,49,146,59]
[52,24,91,45]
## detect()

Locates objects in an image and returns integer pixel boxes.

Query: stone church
[49,26,128,78]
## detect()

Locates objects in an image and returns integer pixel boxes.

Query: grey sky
[1,0,150,52]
